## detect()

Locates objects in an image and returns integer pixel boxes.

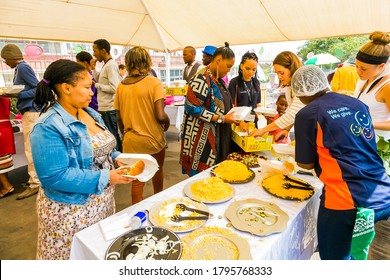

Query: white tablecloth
[70,168,323,260]
[165,105,184,131]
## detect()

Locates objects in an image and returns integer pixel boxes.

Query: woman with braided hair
[228,51,261,110]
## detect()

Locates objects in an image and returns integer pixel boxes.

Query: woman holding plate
[180,42,240,177]
[31,59,133,259]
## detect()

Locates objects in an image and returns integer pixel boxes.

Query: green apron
[351,207,375,260]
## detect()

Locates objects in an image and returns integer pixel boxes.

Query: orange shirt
[114,76,166,154]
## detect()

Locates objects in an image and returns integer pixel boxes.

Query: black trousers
[99,110,122,152]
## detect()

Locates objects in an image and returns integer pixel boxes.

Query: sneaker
[16,187,38,200]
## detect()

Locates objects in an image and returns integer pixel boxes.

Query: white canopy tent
[1,0,389,52]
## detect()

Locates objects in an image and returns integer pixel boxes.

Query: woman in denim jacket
[30,59,133,260]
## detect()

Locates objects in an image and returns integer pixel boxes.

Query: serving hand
[274,130,288,141]
[248,128,266,137]
[224,112,240,125]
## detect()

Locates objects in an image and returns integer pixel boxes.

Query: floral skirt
[36,185,115,260]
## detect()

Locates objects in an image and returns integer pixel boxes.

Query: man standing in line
[1,44,41,199]
[92,39,122,151]
[182,46,202,84]
[201,45,217,66]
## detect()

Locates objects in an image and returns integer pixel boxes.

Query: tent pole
[140,0,171,85]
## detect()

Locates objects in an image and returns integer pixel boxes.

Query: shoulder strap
[375,78,390,94]
[357,77,383,99]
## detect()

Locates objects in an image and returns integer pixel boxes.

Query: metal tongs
[170,203,211,222]
[170,215,209,222]
[283,175,314,191]
[282,183,314,191]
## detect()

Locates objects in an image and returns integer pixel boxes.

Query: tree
[297,35,368,62]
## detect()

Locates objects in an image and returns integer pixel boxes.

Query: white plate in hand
[227,106,252,121]
[116,154,159,182]
[0,85,24,95]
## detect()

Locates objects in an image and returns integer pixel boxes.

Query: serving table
[165,104,184,132]
[69,168,323,260]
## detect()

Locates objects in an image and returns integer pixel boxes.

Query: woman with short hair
[114,46,170,204]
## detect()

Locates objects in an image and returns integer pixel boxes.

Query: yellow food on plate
[289,140,296,146]
[260,174,314,201]
[152,198,206,232]
[180,226,247,260]
[212,160,253,182]
[190,177,233,202]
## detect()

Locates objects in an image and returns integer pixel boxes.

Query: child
[269,95,290,143]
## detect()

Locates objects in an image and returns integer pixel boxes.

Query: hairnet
[292,65,330,97]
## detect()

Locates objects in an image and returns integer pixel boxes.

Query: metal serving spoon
[175,203,210,216]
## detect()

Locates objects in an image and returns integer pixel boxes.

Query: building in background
[0,39,187,87]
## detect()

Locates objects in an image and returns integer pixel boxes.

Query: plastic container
[129,211,147,229]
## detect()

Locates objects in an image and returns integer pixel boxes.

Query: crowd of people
[1,30,390,260]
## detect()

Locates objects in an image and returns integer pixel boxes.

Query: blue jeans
[99,110,122,152]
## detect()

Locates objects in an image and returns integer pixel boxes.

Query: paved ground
[0,126,187,260]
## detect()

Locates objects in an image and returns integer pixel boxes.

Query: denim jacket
[30,103,120,205]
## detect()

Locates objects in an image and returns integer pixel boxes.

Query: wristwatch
[216,115,225,124]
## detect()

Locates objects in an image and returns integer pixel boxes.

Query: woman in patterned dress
[180,42,240,177]
[30,59,134,260]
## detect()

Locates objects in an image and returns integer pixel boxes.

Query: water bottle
[129,211,147,230]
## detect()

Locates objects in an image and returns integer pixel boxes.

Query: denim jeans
[99,110,122,152]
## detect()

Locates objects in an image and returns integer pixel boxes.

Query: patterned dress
[180,67,234,176]
[36,130,116,260]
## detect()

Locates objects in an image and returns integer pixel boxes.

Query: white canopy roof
[1,0,389,52]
